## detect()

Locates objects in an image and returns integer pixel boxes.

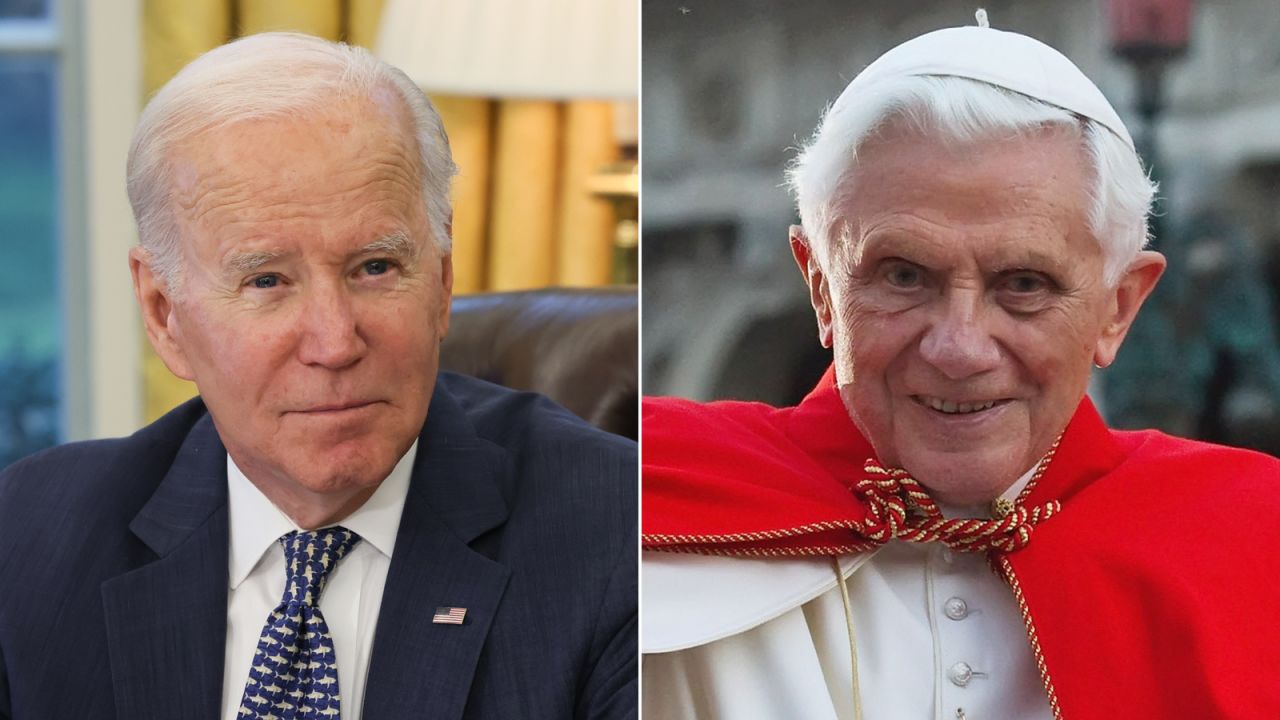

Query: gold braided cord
[849,451,1062,554]
[643,518,876,547]
[647,542,881,558]
[645,436,1064,557]
[832,557,865,720]
[999,556,1063,719]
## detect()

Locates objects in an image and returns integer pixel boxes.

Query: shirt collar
[226,440,418,589]
[937,460,1039,519]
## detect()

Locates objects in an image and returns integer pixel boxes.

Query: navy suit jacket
[0,373,637,719]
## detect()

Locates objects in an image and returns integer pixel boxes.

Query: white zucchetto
[830,15,1134,149]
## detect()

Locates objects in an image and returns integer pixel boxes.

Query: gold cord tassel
[832,557,864,720]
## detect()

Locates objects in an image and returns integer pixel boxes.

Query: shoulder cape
[643,368,1280,719]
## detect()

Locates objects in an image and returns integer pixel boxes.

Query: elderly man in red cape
[641,16,1280,720]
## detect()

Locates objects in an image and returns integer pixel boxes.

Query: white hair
[786,76,1156,287]
[126,32,457,290]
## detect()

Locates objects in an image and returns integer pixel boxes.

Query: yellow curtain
[433,97,493,294]
[434,98,617,293]
[140,0,621,420]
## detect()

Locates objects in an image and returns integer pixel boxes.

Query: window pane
[0,54,60,467]
[0,0,46,20]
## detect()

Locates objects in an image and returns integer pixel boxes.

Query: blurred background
[0,0,637,468]
[642,0,1280,456]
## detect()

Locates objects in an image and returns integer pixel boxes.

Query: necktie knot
[240,526,358,718]
[853,460,1060,553]
[280,526,361,607]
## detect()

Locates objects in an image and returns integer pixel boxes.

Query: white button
[944,597,969,620]
[948,661,974,687]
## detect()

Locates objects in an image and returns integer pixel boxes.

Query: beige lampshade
[377,0,637,99]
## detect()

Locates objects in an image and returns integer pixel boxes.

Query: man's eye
[363,259,391,276]
[883,262,924,288]
[1001,272,1049,294]
[250,274,280,289]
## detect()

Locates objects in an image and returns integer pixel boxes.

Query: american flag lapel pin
[432,606,467,625]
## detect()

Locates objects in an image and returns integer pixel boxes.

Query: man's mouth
[296,400,380,414]
[911,395,1007,415]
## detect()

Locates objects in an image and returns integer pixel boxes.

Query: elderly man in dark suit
[0,32,636,720]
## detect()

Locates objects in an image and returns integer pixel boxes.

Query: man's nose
[296,284,367,369]
[918,291,1002,380]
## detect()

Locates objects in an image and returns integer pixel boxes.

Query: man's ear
[1094,250,1166,368]
[437,252,453,339]
[789,225,834,349]
[129,247,195,380]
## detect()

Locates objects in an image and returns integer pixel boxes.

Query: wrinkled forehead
[852,116,1090,183]
[167,92,420,213]
[830,124,1095,261]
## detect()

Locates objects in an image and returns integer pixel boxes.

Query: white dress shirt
[643,469,1055,719]
[220,442,417,720]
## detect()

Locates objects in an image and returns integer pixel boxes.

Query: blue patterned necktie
[238,527,361,719]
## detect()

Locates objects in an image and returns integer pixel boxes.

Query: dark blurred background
[641,0,1280,456]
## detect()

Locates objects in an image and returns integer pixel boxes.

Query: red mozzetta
[643,367,1280,718]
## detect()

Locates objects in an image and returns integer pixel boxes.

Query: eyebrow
[223,248,288,275]
[219,232,420,276]
[989,249,1063,269]
[360,231,420,263]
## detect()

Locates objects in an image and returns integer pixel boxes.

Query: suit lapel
[362,384,512,720]
[101,413,229,720]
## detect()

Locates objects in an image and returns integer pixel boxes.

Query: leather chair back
[440,288,638,439]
